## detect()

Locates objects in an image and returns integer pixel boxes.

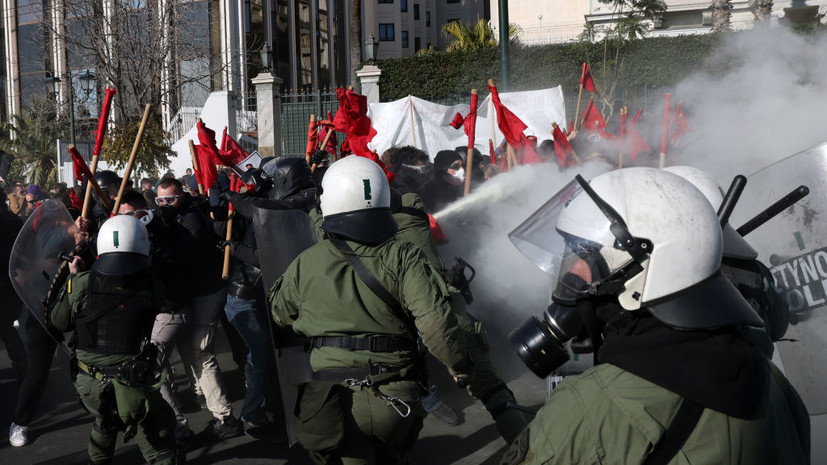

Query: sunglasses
[154,195,181,206]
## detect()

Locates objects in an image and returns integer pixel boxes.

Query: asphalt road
[0,315,548,464]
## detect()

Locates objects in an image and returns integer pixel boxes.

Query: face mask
[157,205,180,224]
[403,164,428,174]
[448,167,465,185]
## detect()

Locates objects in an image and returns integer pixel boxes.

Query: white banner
[368,86,567,160]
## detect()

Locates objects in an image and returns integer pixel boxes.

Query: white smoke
[433,26,827,380]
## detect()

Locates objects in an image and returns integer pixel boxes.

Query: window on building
[402,30,409,48]
[401,0,407,12]
[426,11,430,27]
[378,0,393,4]
[379,23,395,41]
[414,4,420,20]
[415,37,421,50]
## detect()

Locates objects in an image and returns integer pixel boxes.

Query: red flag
[332,88,378,161]
[196,120,220,158]
[580,97,606,132]
[69,146,94,183]
[632,109,643,125]
[488,83,528,149]
[449,113,465,129]
[488,140,497,164]
[671,102,692,145]
[429,213,448,244]
[306,118,320,161]
[93,88,116,157]
[218,128,250,167]
[449,92,479,152]
[193,144,218,189]
[320,111,338,156]
[660,93,671,155]
[567,120,574,134]
[522,135,543,165]
[626,122,652,163]
[68,189,83,211]
[581,63,597,93]
[552,125,577,168]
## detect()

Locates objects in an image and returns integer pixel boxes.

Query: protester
[418,150,465,213]
[0,200,26,384]
[269,156,474,464]
[7,182,26,217]
[381,145,432,194]
[50,215,181,465]
[153,178,243,440]
[504,168,809,464]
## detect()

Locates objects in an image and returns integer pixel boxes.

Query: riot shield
[252,207,318,446]
[8,200,86,354]
[731,141,827,415]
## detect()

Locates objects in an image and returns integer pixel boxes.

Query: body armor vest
[75,270,157,355]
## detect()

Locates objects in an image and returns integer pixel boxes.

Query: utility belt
[77,340,160,385]
[310,335,416,353]
[311,363,418,383]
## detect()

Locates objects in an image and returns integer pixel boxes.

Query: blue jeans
[224,294,282,423]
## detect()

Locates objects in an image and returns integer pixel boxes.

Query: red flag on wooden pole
[581,63,597,93]
[659,93,671,169]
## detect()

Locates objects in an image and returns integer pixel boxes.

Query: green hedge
[377,33,727,102]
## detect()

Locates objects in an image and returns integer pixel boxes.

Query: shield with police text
[731,141,827,415]
[8,200,86,354]
[252,207,318,445]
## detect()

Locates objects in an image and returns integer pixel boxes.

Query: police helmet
[320,156,397,245]
[262,157,314,201]
[93,215,151,275]
[241,168,272,197]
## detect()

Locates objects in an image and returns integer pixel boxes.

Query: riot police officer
[50,215,180,464]
[268,156,474,464]
[503,168,809,465]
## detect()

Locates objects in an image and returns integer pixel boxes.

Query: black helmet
[95,170,121,197]
[262,157,313,201]
[241,168,272,196]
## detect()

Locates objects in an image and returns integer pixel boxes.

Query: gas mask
[157,205,180,225]
[447,167,466,185]
[508,174,653,378]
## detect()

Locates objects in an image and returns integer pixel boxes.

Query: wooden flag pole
[81,153,102,219]
[618,107,626,169]
[573,64,586,132]
[659,93,671,169]
[408,95,418,148]
[463,89,479,197]
[306,114,317,165]
[189,140,205,195]
[221,174,237,280]
[506,144,517,170]
[111,104,151,215]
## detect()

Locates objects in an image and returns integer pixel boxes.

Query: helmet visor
[553,234,635,303]
[508,179,581,274]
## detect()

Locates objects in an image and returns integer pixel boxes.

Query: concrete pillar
[251,72,284,158]
[357,65,382,104]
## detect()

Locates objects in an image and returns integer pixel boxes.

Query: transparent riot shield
[251,207,318,446]
[8,200,86,354]
[731,141,827,415]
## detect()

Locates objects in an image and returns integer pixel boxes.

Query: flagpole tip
[487,79,495,87]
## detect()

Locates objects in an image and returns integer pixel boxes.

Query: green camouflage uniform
[269,230,473,465]
[393,192,531,443]
[51,271,177,465]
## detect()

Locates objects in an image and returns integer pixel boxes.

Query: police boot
[482,386,535,444]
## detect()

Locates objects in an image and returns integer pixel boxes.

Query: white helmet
[320,156,397,244]
[511,167,762,330]
[664,165,758,260]
[93,215,151,274]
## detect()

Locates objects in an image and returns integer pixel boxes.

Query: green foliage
[101,117,173,177]
[441,19,521,52]
[379,34,724,103]
[0,97,65,187]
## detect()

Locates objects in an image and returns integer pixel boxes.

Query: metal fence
[280,89,344,157]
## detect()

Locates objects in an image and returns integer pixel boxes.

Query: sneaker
[203,416,244,440]
[9,423,29,447]
[244,420,287,444]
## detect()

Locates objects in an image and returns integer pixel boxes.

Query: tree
[712,0,733,32]
[442,19,521,52]
[0,98,65,187]
[101,117,174,178]
[350,0,362,86]
[579,0,667,121]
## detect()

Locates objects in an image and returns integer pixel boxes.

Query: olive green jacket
[509,362,809,465]
[393,193,444,270]
[269,234,472,379]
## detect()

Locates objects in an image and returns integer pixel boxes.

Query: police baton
[736,185,810,237]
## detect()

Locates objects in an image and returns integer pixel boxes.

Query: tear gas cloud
[434,26,827,379]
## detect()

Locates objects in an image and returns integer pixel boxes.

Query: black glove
[310,150,328,166]
[217,240,237,253]
[219,191,244,203]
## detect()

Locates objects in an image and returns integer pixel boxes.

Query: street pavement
[0,316,548,464]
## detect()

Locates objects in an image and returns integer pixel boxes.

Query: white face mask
[403,163,428,174]
[449,167,466,184]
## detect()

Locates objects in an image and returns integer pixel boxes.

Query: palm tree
[0,98,64,186]
[442,19,521,52]
[712,0,733,32]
